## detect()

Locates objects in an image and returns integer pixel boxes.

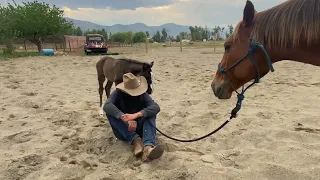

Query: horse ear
[150,61,154,68]
[243,0,255,27]
[142,63,149,70]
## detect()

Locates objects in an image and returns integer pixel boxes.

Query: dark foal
[95,56,154,115]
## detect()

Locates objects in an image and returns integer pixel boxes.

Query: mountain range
[64,17,227,38]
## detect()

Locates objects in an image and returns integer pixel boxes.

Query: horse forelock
[230,21,243,43]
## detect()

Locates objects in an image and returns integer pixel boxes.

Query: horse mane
[233,0,320,49]
[117,58,149,65]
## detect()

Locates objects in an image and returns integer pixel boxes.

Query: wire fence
[0,35,133,52]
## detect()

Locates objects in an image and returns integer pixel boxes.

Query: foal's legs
[105,80,113,98]
[98,75,105,116]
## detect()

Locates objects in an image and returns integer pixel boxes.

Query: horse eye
[224,45,231,52]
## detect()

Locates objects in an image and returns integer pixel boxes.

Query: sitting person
[103,72,164,162]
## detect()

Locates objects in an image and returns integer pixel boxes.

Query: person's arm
[139,93,160,118]
[103,89,124,119]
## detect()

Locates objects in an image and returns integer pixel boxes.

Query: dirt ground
[0,46,320,180]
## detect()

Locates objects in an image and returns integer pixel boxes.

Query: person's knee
[144,116,157,126]
[146,116,157,120]
[106,115,119,122]
[102,102,108,113]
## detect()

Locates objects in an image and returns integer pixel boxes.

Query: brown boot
[132,137,143,157]
[142,145,165,162]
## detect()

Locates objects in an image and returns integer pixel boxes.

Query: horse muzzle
[211,80,232,99]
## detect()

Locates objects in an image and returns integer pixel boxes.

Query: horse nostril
[211,83,215,90]
[216,86,222,96]
[211,83,217,95]
[211,83,222,97]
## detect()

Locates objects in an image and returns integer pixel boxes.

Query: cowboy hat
[116,73,148,96]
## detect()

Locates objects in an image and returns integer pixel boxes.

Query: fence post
[69,40,71,52]
[145,37,148,54]
[180,40,182,52]
[24,39,27,52]
[214,34,217,52]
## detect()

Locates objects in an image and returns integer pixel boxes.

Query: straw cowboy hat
[116,73,148,96]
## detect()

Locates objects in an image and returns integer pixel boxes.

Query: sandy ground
[0,47,320,180]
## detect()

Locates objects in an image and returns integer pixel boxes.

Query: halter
[218,36,275,118]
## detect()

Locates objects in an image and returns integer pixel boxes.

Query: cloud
[63,0,286,27]
[62,5,186,26]
[0,0,180,10]
[0,0,287,27]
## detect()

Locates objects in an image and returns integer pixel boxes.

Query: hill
[64,17,217,37]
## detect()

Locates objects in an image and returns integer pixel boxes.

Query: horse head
[211,1,273,99]
[139,61,154,94]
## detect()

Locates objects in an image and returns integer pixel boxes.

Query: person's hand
[121,112,143,122]
[121,114,137,122]
[128,121,137,131]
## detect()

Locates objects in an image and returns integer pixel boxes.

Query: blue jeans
[106,115,157,147]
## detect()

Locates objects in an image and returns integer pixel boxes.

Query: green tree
[145,31,149,38]
[179,32,189,40]
[83,29,90,35]
[152,31,161,42]
[188,26,212,41]
[194,26,200,40]
[100,28,108,40]
[161,28,168,42]
[0,5,21,54]
[212,26,225,41]
[110,32,126,43]
[74,27,83,36]
[204,26,210,40]
[109,32,112,41]
[225,24,234,39]
[8,1,73,52]
[189,26,195,41]
[127,31,133,43]
[176,34,181,41]
[110,32,133,43]
[132,31,146,43]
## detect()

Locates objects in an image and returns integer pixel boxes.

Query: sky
[0,0,286,27]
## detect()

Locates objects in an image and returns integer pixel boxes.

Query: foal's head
[138,61,154,94]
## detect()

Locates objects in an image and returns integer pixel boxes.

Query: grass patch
[0,51,39,61]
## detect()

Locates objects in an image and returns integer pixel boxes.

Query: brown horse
[96,56,154,115]
[212,0,320,100]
